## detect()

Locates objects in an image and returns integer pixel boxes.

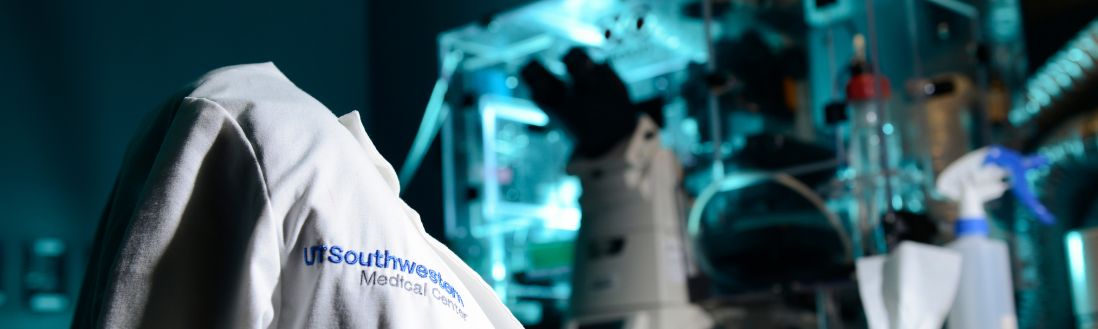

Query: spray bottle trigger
[1023,155,1048,169]
[983,145,1055,225]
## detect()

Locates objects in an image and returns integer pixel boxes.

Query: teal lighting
[1067,231,1087,287]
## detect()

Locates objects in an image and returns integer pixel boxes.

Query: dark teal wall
[0,1,366,327]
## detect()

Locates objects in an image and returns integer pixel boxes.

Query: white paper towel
[856,242,963,329]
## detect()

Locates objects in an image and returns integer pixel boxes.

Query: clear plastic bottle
[946,220,1018,329]
[846,97,902,256]
[843,34,902,256]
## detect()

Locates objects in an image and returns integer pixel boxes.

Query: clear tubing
[687,165,854,286]
[399,50,465,192]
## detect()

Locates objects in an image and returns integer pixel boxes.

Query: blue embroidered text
[302,244,464,307]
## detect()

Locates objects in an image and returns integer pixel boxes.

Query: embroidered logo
[303,244,468,320]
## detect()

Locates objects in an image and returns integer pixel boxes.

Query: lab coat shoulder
[76,62,520,329]
[73,90,278,329]
[178,65,492,328]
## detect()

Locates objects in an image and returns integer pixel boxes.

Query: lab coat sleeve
[84,97,280,329]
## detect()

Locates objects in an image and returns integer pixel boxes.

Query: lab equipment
[977,19,1098,327]
[23,238,68,313]
[918,75,978,227]
[436,1,706,325]
[442,93,581,325]
[855,241,961,329]
[1020,113,1098,328]
[518,42,710,328]
[565,115,711,329]
[1016,113,1098,328]
[425,0,1038,326]
[999,18,1098,328]
[937,146,1052,329]
[687,165,852,289]
[1008,19,1098,141]
[842,33,899,256]
[1067,227,1098,329]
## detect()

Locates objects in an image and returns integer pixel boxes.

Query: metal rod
[702,0,725,179]
[863,0,894,254]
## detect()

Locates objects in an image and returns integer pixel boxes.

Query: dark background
[0,0,1095,327]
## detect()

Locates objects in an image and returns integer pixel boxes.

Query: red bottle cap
[846,73,891,101]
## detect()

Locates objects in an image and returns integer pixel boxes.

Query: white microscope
[564,115,713,329]
[521,48,713,329]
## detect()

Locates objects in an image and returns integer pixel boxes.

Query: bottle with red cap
[843,34,902,256]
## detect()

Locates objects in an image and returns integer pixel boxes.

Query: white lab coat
[73,63,522,329]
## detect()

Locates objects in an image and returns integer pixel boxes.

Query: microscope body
[565,116,712,329]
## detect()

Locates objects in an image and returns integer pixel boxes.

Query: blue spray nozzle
[983,145,1055,225]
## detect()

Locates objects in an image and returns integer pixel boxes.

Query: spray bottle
[937,145,1054,329]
